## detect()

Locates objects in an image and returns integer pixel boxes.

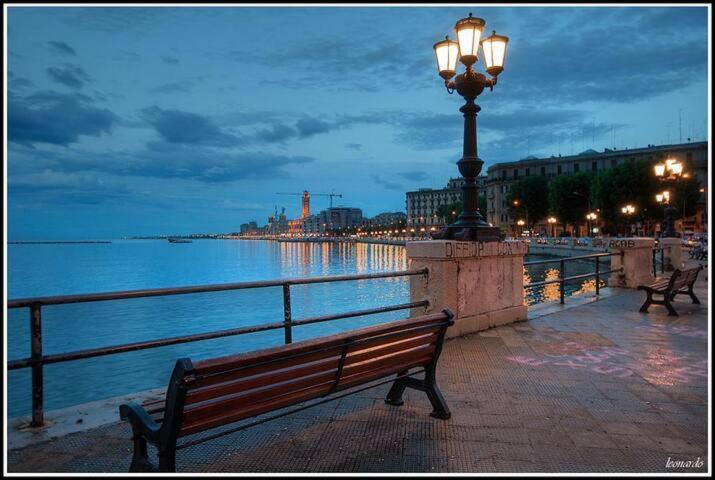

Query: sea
[7,239,607,417]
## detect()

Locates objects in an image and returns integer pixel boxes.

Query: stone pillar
[659,237,683,272]
[607,237,656,288]
[407,240,528,339]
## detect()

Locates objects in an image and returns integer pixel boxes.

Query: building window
[540,166,546,175]
[513,169,518,179]
[591,161,597,171]
[525,167,530,176]
[501,170,506,180]
[557,165,562,175]
[574,163,580,173]
[687,152,692,163]
[611,159,617,167]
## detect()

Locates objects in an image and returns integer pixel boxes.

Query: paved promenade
[7,264,708,473]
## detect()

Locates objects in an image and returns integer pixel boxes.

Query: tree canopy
[505,176,550,230]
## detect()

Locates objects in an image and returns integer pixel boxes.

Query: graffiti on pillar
[608,239,636,249]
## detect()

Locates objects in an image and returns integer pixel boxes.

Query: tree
[436,202,462,225]
[591,159,661,235]
[505,176,550,231]
[548,172,596,235]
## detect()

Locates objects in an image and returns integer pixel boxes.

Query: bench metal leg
[639,291,652,313]
[385,370,409,406]
[129,435,156,472]
[688,287,700,304]
[158,449,176,473]
[663,296,679,316]
[424,370,451,420]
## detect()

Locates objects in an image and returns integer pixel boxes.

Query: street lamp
[654,157,683,237]
[516,219,525,236]
[621,204,636,236]
[547,216,557,238]
[586,212,598,237]
[432,13,509,242]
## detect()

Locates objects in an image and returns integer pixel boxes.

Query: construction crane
[276,191,343,209]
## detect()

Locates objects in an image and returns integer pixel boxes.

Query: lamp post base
[431,225,503,242]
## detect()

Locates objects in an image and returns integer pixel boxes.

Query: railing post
[652,249,657,277]
[595,257,600,295]
[30,304,44,427]
[282,283,292,344]
[660,248,665,273]
[559,259,565,304]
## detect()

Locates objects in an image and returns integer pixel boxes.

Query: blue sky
[6,5,709,239]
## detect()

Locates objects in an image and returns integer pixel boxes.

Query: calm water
[7,239,607,417]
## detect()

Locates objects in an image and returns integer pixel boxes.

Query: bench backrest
[668,266,702,291]
[161,311,454,438]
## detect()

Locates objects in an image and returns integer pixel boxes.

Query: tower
[301,190,310,219]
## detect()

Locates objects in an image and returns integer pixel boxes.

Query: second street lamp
[547,216,557,238]
[586,212,598,237]
[654,157,684,238]
[621,204,636,236]
[432,13,509,242]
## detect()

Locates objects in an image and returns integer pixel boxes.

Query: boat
[167,238,192,243]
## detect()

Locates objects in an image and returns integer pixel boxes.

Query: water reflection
[523,256,610,306]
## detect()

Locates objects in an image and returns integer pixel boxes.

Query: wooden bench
[119,310,454,472]
[638,266,703,316]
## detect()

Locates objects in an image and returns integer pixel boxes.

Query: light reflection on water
[8,240,605,416]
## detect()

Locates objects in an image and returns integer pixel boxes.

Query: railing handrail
[523,251,624,305]
[7,267,429,427]
[523,252,615,266]
[7,268,428,308]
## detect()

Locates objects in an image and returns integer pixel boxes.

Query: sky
[6,5,710,240]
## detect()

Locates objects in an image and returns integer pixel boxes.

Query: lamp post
[653,157,684,237]
[655,190,673,237]
[516,219,525,236]
[432,13,509,242]
[585,212,598,237]
[621,204,635,236]
[547,216,557,238]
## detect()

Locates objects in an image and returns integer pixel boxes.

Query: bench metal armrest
[120,402,161,443]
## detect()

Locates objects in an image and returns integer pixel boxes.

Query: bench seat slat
[185,332,438,405]
[181,344,436,428]
[191,314,448,376]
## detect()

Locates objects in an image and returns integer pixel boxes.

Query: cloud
[140,106,242,147]
[398,171,428,181]
[149,81,193,94]
[8,90,118,146]
[371,175,403,191]
[502,8,707,105]
[48,41,77,56]
[161,55,179,65]
[346,143,363,151]
[295,116,334,138]
[46,64,91,89]
[9,73,34,90]
[255,123,297,143]
[15,144,315,184]
[226,33,436,93]
[9,170,130,205]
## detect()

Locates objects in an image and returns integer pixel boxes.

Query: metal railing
[523,252,623,304]
[652,247,665,276]
[7,268,429,427]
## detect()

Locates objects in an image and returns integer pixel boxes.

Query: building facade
[368,212,407,227]
[405,177,486,227]
[485,141,708,235]
[302,207,364,234]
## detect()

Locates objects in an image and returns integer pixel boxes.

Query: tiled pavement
[7,265,709,473]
